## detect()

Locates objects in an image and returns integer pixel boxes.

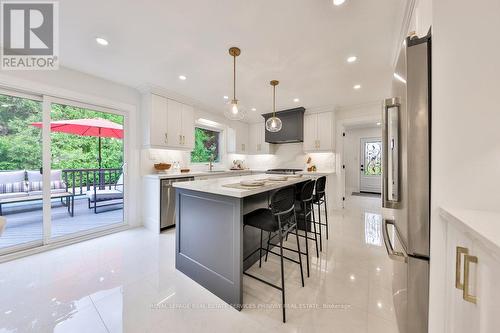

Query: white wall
[343,126,381,194]
[429,0,500,332]
[0,67,142,226]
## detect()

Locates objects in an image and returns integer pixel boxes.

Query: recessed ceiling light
[333,0,346,6]
[251,108,257,111]
[95,37,109,46]
[347,56,357,63]
[376,122,381,126]
[178,75,187,80]
[293,98,300,102]
[223,96,229,100]
[353,84,361,90]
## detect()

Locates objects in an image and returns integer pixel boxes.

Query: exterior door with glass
[360,138,382,193]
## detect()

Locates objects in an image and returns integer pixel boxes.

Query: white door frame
[359,137,382,193]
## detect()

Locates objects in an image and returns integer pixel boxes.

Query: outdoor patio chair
[86,172,123,214]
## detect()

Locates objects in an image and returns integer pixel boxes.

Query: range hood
[261,107,305,143]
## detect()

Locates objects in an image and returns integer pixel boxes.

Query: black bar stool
[242,186,304,323]
[293,179,319,277]
[313,176,329,251]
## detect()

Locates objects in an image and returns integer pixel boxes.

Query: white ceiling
[59,0,407,122]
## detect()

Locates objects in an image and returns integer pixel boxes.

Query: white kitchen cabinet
[248,122,273,154]
[303,111,335,152]
[182,104,195,149]
[147,94,169,147]
[227,121,249,154]
[443,215,500,333]
[143,93,195,150]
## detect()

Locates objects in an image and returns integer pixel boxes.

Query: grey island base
[173,174,313,309]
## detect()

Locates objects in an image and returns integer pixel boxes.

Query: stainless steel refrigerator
[382,31,431,333]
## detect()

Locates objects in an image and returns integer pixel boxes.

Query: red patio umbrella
[31,118,123,169]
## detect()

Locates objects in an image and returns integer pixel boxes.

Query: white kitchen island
[173,174,319,309]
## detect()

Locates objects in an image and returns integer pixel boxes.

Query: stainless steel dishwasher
[160,177,194,229]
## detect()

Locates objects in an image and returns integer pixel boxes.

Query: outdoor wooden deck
[0,197,123,249]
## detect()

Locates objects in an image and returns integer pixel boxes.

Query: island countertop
[173,173,319,198]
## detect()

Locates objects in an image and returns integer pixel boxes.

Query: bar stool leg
[265,231,271,262]
[316,203,323,252]
[311,205,319,257]
[304,224,310,277]
[294,216,304,287]
[324,197,329,240]
[259,229,263,268]
[279,230,286,323]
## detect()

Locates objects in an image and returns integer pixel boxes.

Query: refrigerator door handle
[382,219,408,262]
[382,98,401,209]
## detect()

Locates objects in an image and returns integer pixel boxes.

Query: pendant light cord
[233,55,236,101]
[273,84,276,117]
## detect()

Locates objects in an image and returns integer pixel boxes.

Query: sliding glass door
[48,99,125,240]
[0,91,44,253]
[0,90,127,256]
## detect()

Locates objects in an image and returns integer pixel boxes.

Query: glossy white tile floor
[0,196,398,333]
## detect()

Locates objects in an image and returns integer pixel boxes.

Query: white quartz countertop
[143,169,256,180]
[440,207,500,253]
[298,170,335,176]
[173,174,314,198]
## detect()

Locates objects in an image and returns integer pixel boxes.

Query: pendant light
[265,80,282,132]
[224,47,246,121]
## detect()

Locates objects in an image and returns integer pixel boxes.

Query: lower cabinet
[444,220,500,332]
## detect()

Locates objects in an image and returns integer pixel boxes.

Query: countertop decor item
[154,163,171,172]
[224,47,246,121]
[265,80,282,132]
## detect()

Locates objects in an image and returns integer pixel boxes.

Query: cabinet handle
[455,246,469,290]
[463,254,478,304]
[179,134,182,144]
[182,135,185,145]
[164,133,168,144]
[318,140,320,148]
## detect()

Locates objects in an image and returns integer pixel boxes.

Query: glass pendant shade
[224,99,246,121]
[266,79,282,132]
[225,47,245,121]
[266,116,282,132]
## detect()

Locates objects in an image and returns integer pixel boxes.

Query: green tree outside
[191,127,219,163]
[0,94,124,171]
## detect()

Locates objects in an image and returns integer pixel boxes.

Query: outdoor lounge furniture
[0,170,74,216]
[86,172,123,214]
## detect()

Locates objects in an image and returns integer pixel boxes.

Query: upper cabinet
[249,122,273,155]
[227,121,249,154]
[143,93,195,150]
[303,111,335,152]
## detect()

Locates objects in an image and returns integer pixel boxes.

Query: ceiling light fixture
[293,98,300,103]
[224,47,245,121]
[333,0,346,6]
[393,72,407,84]
[347,56,357,63]
[376,122,381,126]
[95,37,109,46]
[251,108,257,111]
[266,80,282,132]
[178,75,187,80]
[353,84,361,90]
[223,95,229,100]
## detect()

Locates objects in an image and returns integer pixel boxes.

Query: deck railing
[62,168,122,196]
